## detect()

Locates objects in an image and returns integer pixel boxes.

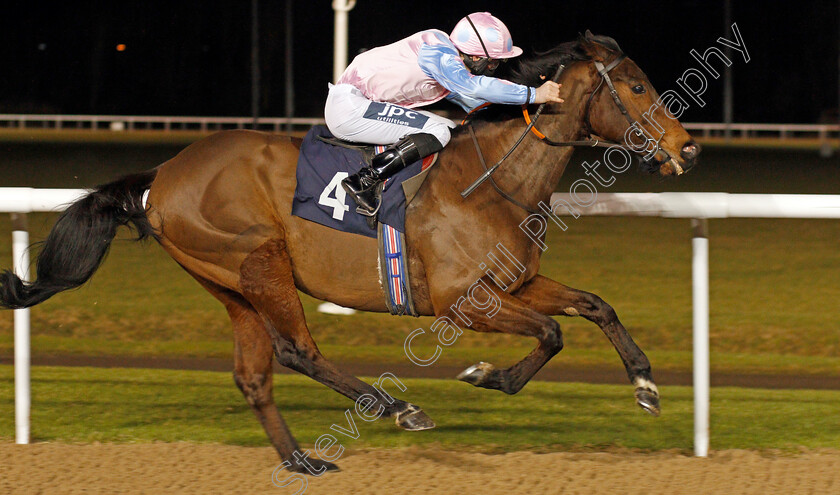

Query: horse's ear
[577,30,593,44]
[578,30,609,62]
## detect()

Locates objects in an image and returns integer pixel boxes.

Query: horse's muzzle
[681,140,701,161]
[678,140,701,173]
[641,140,701,176]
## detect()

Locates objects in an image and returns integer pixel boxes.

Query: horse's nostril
[681,141,700,160]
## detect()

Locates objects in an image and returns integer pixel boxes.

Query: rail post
[11,212,30,445]
[691,218,710,457]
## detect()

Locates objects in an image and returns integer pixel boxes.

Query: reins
[466,124,544,215]
[460,63,566,199]
[521,106,611,148]
[519,54,631,150]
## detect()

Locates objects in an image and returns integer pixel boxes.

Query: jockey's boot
[342,133,442,216]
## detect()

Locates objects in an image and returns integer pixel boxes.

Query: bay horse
[0,33,699,472]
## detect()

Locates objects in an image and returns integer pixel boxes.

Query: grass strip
[1,365,838,452]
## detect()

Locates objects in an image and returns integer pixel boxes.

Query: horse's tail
[0,169,158,309]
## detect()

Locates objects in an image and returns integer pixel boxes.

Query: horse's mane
[455,33,622,128]
[511,33,622,86]
[509,41,589,87]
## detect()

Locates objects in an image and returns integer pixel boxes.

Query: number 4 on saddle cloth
[292,125,438,316]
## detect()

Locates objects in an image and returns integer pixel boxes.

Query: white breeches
[324,83,455,146]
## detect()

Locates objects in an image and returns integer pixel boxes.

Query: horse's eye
[631,84,646,94]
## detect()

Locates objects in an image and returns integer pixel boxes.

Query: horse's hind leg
[513,275,660,416]
[239,237,434,431]
[194,277,338,473]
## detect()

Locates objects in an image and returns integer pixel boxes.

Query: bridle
[586,55,634,136]
[461,52,673,214]
[539,54,668,163]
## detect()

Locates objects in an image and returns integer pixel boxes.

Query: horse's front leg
[447,277,564,395]
[513,275,660,416]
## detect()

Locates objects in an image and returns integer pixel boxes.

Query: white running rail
[1,188,86,445]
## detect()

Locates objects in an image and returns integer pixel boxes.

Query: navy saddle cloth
[292,126,426,238]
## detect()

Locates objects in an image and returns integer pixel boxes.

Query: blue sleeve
[445,92,486,113]
[417,43,536,109]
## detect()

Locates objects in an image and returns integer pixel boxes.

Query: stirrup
[355,182,384,218]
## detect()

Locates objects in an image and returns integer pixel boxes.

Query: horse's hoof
[635,388,661,417]
[394,404,435,431]
[310,458,340,474]
[457,362,495,386]
[286,457,340,475]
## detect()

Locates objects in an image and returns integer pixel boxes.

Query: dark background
[2,0,838,123]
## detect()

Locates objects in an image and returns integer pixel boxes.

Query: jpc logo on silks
[363,102,430,129]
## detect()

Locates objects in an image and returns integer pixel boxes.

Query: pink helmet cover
[449,12,523,59]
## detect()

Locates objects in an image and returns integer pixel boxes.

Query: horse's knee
[234,371,272,406]
[272,339,320,375]
[273,342,302,369]
[583,293,617,326]
[540,318,564,354]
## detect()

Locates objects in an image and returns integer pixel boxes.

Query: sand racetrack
[2,442,839,494]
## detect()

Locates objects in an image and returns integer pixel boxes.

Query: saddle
[292,126,437,237]
[315,135,378,165]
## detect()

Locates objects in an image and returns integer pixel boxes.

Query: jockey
[325,12,563,216]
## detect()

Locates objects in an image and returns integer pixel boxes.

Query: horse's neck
[470,64,595,208]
